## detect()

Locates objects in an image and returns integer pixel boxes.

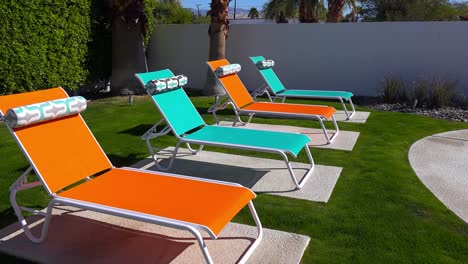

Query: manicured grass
[0,95,467,263]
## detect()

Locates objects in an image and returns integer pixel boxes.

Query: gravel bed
[368,103,468,122]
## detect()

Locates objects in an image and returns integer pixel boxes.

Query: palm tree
[248,7,259,19]
[263,0,327,23]
[204,0,230,95]
[263,0,296,23]
[327,0,357,23]
[299,0,324,22]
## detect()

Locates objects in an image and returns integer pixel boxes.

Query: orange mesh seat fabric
[243,102,336,119]
[0,88,112,193]
[207,59,254,108]
[58,168,255,236]
[207,59,336,119]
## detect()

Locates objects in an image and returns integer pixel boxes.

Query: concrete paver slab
[133,148,342,203]
[0,206,310,264]
[333,110,370,123]
[218,121,360,151]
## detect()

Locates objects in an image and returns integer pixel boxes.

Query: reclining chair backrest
[0,88,113,194]
[135,69,205,137]
[250,56,286,94]
[207,59,255,109]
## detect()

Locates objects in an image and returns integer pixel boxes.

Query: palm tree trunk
[204,0,230,95]
[327,0,345,23]
[208,21,226,61]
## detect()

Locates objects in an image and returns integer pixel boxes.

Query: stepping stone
[219,121,360,151]
[133,148,342,203]
[333,110,370,123]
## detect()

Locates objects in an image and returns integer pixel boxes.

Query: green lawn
[0,95,467,263]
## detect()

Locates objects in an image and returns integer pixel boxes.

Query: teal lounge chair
[250,56,356,120]
[135,69,315,189]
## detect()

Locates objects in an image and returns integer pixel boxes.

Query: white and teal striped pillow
[215,64,241,77]
[146,75,188,95]
[5,96,87,128]
[256,60,275,69]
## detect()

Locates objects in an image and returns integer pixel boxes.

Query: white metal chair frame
[142,102,315,190]
[1,112,263,264]
[252,86,356,120]
[207,92,340,144]
[251,66,356,120]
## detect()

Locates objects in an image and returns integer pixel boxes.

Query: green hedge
[0,0,92,94]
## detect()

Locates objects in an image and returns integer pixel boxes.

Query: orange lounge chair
[207,59,340,144]
[0,88,262,264]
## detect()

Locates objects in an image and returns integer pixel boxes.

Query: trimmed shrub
[410,80,429,107]
[0,0,92,94]
[382,74,406,103]
[381,74,460,109]
[427,78,458,109]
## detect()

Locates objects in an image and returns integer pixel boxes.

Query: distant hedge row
[0,0,92,94]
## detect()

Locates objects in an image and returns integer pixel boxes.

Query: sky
[181,0,466,13]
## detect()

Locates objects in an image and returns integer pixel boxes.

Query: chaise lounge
[249,56,356,120]
[207,59,340,144]
[135,69,315,189]
[0,88,263,264]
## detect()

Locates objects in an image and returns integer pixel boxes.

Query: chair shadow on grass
[0,206,257,264]
[106,154,149,168]
[118,123,173,137]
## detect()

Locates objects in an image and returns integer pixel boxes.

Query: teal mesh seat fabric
[250,56,353,100]
[135,70,205,136]
[136,69,310,157]
[279,89,353,100]
[183,125,309,157]
[250,56,286,94]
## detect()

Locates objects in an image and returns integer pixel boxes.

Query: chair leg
[10,184,55,243]
[185,225,214,264]
[246,113,255,124]
[318,115,340,144]
[186,143,204,154]
[339,97,356,120]
[191,201,263,264]
[347,98,356,120]
[318,119,332,144]
[209,95,220,125]
[237,201,263,264]
[151,141,181,171]
[266,91,273,102]
[279,148,315,189]
[232,109,244,126]
[209,95,238,125]
[330,115,340,142]
[338,97,350,120]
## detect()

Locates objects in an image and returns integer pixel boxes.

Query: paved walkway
[408,129,468,223]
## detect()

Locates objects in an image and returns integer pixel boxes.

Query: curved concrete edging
[408,129,468,223]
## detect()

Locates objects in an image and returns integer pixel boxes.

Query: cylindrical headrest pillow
[215,64,241,77]
[4,96,87,128]
[256,60,275,69]
[146,75,188,95]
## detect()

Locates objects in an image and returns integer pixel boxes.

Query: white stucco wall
[146,22,468,96]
